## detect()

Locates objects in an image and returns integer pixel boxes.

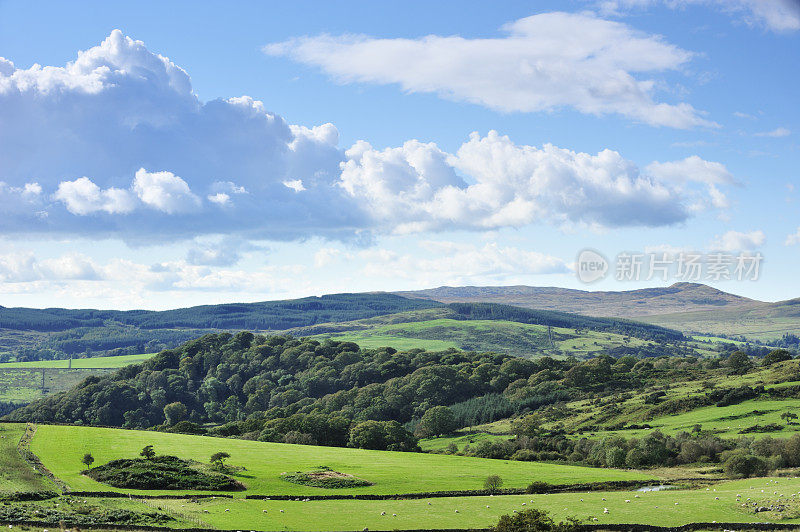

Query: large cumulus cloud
[0,30,732,242]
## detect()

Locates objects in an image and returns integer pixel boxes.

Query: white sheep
[455,510,459,513]
[380,512,385,516]
[603,508,609,514]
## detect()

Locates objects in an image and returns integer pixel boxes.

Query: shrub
[724,454,769,479]
[484,474,504,492]
[84,455,243,490]
[493,508,580,532]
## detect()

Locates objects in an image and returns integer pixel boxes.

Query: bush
[724,454,769,478]
[282,469,372,489]
[484,474,504,492]
[526,481,553,494]
[493,508,580,532]
[84,455,243,490]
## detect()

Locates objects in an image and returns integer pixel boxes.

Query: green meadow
[152,476,800,531]
[0,353,156,369]
[314,318,669,358]
[31,425,653,496]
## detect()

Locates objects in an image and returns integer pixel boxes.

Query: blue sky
[0,0,798,309]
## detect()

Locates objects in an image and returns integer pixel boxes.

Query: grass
[0,353,156,369]
[0,423,52,493]
[419,432,511,452]
[0,353,151,403]
[152,476,800,530]
[0,367,116,403]
[587,398,800,440]
[314,318,668,358]
[31,425,653,496]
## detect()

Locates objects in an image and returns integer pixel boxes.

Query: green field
[0,367,116,403]
[31,425,653,496]
[153,476,800,530]
[0,353,156,369]
[313,318,671,358]
[0,354,153,403]
[419,432,511,452]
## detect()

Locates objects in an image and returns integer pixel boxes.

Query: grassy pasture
[0,367,116,403]
[0,423,51,493]
[315,318,669,358]
[31,425,653,496]
[419,432,511,452]
[0,353,156,369]
[153,476,800,530]
[587,398,800,440]
[0,354,150,403]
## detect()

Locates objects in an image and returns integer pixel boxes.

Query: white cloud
[0,250,101,282]
[755,127,791,137]
[786,228,800,246]
[646,155,735,185]
[709,230,766,251]
[265,12,714,128]
[54,177,137,215]
[0,30,360,242]
[314,247,343,268]
[359,242,569,284]
[341,131,730,232]
[207,193,231,205]
[185,237,261,267]
[599,0,800,33]
[132,168,200,213]
[0,30,732,244]
[283,179,306,192]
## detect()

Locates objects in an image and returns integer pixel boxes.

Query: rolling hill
[397,283,800,340]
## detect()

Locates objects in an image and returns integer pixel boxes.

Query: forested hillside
[8,331,787,453]
[0,294,441,362]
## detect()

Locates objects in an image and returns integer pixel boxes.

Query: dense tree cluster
[460,425,800,478]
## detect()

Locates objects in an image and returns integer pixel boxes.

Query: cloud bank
[265,12,714,128]
[0,30,733,243]
[599,0,800,33]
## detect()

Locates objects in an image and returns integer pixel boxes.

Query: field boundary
[63,480,669,500]
[16,422,70,493]
[1,521,800,532]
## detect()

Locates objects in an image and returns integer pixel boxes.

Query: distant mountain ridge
[395,282,761,318]
[395,283,800,340]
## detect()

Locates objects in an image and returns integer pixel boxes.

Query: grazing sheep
[280,510,284,513]
[603,508,609,514]
[392,514,396,517]
[625,500,631,503]
[262,510,268,513]
[225,509,230,512]
[602,498,606,501]
[455,510,459,513]
[486,506,490,508]
[381,512,385,516]
[715,497,719,500]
